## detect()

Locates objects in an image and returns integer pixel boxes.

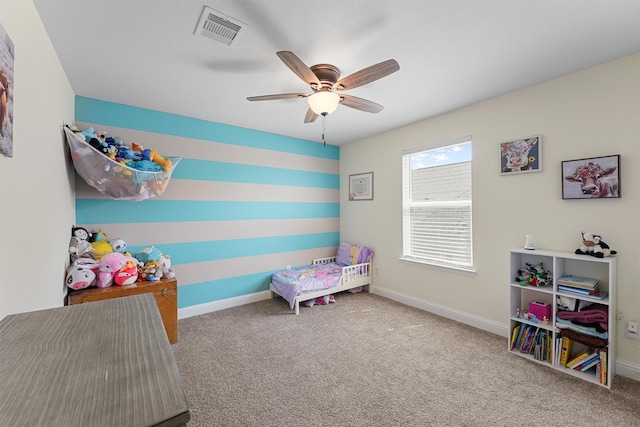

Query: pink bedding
[271,263,343,309]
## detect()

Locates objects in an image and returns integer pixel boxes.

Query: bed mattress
[271,262,344,309]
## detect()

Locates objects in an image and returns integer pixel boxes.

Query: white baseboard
[372,285,640,383]
[616,358,640,382]
[372,286,508,337]
[177,285,640,382]
[178,290,272,319]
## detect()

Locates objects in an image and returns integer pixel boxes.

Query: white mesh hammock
[64,127,181,201]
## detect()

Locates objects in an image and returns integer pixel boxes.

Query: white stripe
[79,218,339,246]
[75,176,339,202]
[160,179,339,202]
[75,122,339,173]
[173,248,335,286]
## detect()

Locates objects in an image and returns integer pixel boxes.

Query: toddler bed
[270,242,373,315]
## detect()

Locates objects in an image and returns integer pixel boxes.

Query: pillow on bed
[335,241,374,266]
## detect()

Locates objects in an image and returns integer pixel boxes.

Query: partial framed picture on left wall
[0,21,15,157]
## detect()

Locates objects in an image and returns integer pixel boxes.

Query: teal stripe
[76,200,339,224]
[178,272,273,308]
[75,96,340,160]
[127,232,339,264]
[173,159,339,188]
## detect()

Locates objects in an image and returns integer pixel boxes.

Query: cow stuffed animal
[575,232,616,258]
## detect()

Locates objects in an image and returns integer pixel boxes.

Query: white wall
[340,54,640,366]
[0,0,75,318]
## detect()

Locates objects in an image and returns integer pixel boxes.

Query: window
[402,137,473,271]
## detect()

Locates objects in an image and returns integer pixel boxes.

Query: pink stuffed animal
[96,252,135,288]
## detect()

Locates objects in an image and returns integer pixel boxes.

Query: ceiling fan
[247,51,400,123]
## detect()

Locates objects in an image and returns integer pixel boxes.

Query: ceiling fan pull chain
[322,113,326,147]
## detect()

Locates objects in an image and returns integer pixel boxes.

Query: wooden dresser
[0,294,190,426]
[68,277,178,344]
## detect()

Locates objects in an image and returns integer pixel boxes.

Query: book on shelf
[566,349,593,369]
[600,349,608,385]
[557,274,599,290]
[557,285,608,300]
[510,324,522,351]
[514,324,527,351]
[579,355,601,372]
[559,336,573,366]
[521,327,537,354]
[554,337,562,367]
[573,352,599,370]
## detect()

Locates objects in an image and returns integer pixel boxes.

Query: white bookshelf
[508,248,616,388]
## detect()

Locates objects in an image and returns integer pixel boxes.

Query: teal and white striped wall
[74,96,339,316]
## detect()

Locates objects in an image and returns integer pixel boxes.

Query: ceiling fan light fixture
[307,91,340,115]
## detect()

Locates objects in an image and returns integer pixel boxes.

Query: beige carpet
[172,292,640,427]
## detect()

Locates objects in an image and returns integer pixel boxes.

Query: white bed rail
[272,257,373,315]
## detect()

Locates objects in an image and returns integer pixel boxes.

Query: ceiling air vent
[194,6,248,48]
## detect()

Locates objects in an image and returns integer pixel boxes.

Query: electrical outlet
[286,265,291,270]
[626,320,640,340]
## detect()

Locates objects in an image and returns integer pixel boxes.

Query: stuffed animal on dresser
[68,226,93,262]
[65,258,99,290]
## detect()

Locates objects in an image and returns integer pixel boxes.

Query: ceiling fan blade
[335,59,400,91]
[304,108,319,123]
[276,51,321,86]
[247,93,307,101]
[339,94,384,113]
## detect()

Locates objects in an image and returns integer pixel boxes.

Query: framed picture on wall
[562,154,620,199]
[0,21,15,157]
[500,135,541,175]
[349,172,373,201]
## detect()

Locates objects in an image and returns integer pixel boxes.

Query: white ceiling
[33,1,640,146]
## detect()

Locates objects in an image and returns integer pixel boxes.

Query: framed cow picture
[500,135,541,175]
[562,154,620,199]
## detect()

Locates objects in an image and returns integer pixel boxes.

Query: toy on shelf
[575,232,617,258]
[515,262,551,287]
[64,125,181,201]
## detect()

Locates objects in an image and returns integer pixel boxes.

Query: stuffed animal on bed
[575,232,616,258]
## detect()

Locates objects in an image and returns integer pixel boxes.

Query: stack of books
[510,324,552,362]
[565,349,600,372]
[556,274,607,300]
[557,336,608,384]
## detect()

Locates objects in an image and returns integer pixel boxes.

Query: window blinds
[402,141,473,270]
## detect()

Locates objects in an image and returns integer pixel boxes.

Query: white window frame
[401,136,475,273]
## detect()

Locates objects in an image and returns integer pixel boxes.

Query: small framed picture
[500,135,541,175]
[349,172,373,201]
[562,155,620,199]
